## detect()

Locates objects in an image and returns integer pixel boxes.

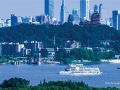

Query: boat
[59,64,102,76]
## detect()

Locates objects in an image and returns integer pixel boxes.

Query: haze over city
[0,0,120,20]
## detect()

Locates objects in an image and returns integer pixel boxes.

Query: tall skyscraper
[112,10,120,30]
[60,0,64,23]
[11,14,18,26]
[80,0,90,21]
[99,4,103,19]
[45,0,54,18]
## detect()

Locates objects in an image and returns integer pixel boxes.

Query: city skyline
[0,0,120,20]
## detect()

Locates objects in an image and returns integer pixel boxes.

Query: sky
[0,0,120,21]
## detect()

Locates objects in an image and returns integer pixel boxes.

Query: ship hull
[59,71,102,76]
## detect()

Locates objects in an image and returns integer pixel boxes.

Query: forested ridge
[0,23,120,48]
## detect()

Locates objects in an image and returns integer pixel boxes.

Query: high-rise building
[112,10,120,30]
[80,0,90,21]
[99,4,103,19]
[60,0,64,23]
[11,14,18,26]
[45,0,54,18]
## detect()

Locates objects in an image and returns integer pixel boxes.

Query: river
[0,64,120,88]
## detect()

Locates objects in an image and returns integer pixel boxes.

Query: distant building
[36,15,51,24]
[112,10,120,30]
[45,0,54,18]
[99,4,103,19]
[21,16,33,24]
[67,10,80,25]
[68,14,74,24]
[115,55,120,59]
[6,19,11,27]
[36,16,43,24]
[91,12,100,24]
[22,17,29,24]
[24,41,43,51]
[17,16,22,24]
[100,18,112,27]
[106,18,112,27]
[80,0,90,21]
[1,43,23,56]
[11,14,18,26]
[22,41,43,61]
[65,40,81,49]
[72,9,80,25]
[71,41,81,49]
[0,19,6,27]
[60,0,65,23]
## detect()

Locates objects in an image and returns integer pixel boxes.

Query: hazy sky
[0,0,120,20]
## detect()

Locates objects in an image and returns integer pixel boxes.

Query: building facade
[60,0,65,23]
[45,0,54,18]
[112,10,120,30]
[91,12,100,24]
[11,14,18,26]
[80,0,90,21]
[72,9,80,25]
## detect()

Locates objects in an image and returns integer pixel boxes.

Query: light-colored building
[72,9,80,25]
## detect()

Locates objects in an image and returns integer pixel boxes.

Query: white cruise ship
[59,64,102,76]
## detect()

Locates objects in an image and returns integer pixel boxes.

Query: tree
[0,78,30,88]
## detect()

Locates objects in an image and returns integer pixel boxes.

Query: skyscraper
[80,0,90,21]
[99,4,103,19]
[60,0,64,23]
[11,14,18,26]
[112,10,120,30]
[45,0,54,18]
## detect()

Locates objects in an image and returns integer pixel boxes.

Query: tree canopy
[0,23,120,49]
[0,78,119,90]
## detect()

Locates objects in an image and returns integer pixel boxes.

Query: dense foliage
[0,78,30,90]
[0,78,119,90]
[55,48,115,64]
[0,23,120,49]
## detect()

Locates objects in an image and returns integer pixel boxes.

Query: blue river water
[0,64,120,88]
